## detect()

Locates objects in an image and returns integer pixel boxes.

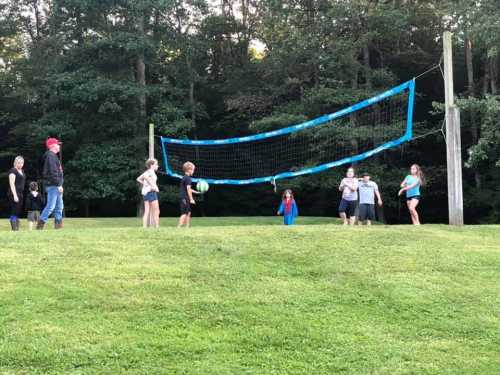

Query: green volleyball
[196,180,209,193]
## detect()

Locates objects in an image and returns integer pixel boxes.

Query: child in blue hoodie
[277,189,299,225]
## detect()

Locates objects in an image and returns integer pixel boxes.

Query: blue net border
[161,79,415,185]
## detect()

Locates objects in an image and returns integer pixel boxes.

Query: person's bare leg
[28,221,33,231]
[406,201,415,225]
[148,210,153,227]
[185,213,191,228]
[411,200,420,225]
[340,212,348,225]
[409,207,417,224]
[143,202,150,228]
[349,216,356,225]
[151,201,160,228]
[178,214,186,227]
[155,204,160,228]
[366,220,372,226]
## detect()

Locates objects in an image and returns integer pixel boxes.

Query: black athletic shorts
[406,195,421,202]
[180,198,191,214]
[339,198,357,217]
[359,204,376,221]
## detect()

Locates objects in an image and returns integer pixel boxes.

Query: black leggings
[8,194,23,218]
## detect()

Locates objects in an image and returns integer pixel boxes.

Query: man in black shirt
[37,138,64,230]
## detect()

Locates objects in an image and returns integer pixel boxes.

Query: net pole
[147,123,155,227]
[149,123,155,159]
[443,31,464,226]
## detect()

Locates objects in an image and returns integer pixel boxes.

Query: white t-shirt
[141,169,158,196]
[340,178,358,201]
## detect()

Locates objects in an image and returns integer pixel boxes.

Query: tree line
[0,0,499,223]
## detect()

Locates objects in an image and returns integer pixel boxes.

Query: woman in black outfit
[7,156,26,231]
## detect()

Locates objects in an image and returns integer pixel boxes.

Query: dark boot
[10,220,17,231]
[15,219,20,231]
[36,220,45,230]
[54,220,63,230]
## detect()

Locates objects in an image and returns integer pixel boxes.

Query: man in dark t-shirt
[178,161,200,228]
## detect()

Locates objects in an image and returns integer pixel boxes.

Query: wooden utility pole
[146,123,155,227]
[149,123,154,159]
[443,31,464,226]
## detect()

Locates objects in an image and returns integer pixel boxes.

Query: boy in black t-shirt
[178,161,200,228]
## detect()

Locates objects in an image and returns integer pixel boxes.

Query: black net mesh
[163,91,408,181]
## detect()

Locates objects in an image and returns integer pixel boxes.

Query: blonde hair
[282,189,294,200]
[183,161,195,173]
[13,156,24,167]
[411,164,426,187]
[145,158,157,169]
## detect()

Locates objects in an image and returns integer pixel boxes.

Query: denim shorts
[144,191,158,202]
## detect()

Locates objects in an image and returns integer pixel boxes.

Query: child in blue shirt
[277,189,299,225]
[398,164,425,225]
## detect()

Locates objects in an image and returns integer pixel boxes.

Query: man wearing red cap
[37,138,64,230]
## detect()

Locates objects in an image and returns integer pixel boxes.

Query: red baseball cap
[46,137,62,149]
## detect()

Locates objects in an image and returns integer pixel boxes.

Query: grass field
[1,217,499,374]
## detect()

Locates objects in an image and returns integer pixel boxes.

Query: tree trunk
[32,0,42,40]
[465,33,481,188]
[186,54,197,138]
[136,38,146,125]
[465,35,474,95]
[490,55,498,95]
[136,14,147,218]
[363,44,371,89]
[483,57,490,95]
[350,68,359,163]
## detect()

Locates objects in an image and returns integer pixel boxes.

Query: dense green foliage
[0,0,499,222]
[1,218,499,373]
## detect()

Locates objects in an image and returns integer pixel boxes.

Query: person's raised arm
[143,173,159,192]
[339,178,345,192]
[398,179,418,196]
[350,179,359,192]
[136,173,145,184]
[344,178,358,192]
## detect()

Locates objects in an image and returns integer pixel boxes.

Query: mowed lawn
[0,218,499,374]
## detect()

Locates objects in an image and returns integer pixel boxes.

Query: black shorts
[339,199,357,217]
[180,198,191,214]
[359,204,376,221]
[406,195,421,202]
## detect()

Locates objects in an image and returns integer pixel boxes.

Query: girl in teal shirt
[398,164,425,225]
